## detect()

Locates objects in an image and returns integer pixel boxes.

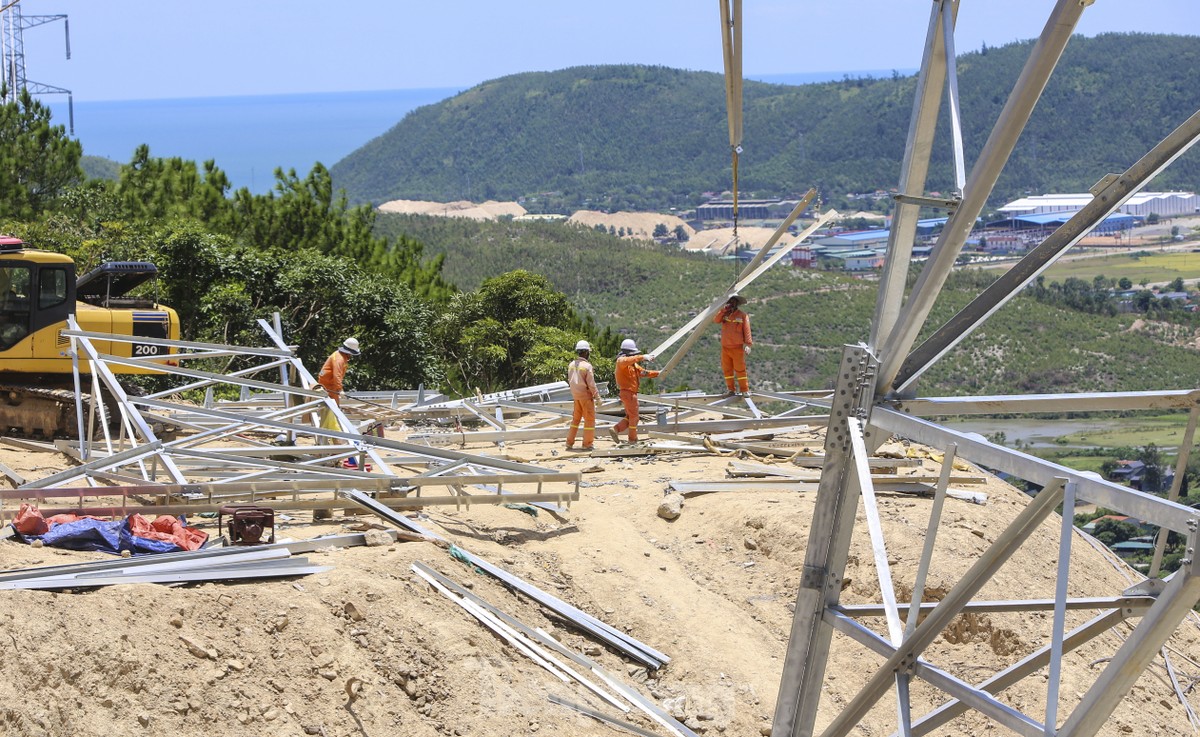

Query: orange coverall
[613,354,659,442]
[317,350,350,405]
[565,356,600,449]
[713,306,752,393]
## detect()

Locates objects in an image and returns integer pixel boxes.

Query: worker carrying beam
[713,293,752,395]
[610,339,659,443]
[565,339,601,452]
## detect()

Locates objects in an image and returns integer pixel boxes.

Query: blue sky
[18,0,1200,101]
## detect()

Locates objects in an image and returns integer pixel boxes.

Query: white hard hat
[620,338,638,352]
[575,340,591,351]
[340,337,361,356]
[728,292,744,304]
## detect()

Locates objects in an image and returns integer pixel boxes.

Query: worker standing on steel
[713,293,752,395]
[565,339,601,451]
[317,337,360,405]
[610,339,659,444]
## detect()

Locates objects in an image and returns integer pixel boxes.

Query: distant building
[998,191,1200,218]
[825,249,884,271]
[695,199,779,221]
[815,229,890,248]
[985,212,1136,234]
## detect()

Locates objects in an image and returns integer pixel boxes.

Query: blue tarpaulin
[24,516,195,555]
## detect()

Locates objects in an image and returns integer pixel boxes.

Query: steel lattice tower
[0,0,72,130]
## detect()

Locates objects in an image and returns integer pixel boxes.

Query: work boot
[581,446,594,452]
[608,427,620,443]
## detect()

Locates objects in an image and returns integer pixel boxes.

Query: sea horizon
[43,69,917,196]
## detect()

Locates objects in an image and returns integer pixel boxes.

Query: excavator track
[0,384,90,439]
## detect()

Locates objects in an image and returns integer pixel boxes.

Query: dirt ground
[0,423,1199,737]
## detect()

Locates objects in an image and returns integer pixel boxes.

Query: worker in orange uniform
[317,337,360,405]
[610,339,659,444]
[565,340,601,451]
[713,293,752,395]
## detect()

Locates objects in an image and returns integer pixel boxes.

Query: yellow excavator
[0,235,181,437]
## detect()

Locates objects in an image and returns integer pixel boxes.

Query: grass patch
[1041,250,1200,284]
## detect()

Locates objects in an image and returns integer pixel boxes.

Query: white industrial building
[998,191,1200,218]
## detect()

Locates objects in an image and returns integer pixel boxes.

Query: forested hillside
[375,213,1200,396]
[333,33,1200,212]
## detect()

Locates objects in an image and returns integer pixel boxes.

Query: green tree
[653,223,669,238]
[1170,277,1185,292]
[1138,443,1166,493]
[435,269,607,393]
[0,88,84,219]
[1093,518,1141,547]
[1118,277,1133,290]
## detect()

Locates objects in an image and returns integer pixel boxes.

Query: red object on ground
[11,504,207,551]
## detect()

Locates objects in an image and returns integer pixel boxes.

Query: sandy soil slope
[0,427,1196,737]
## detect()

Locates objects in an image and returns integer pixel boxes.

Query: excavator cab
[0,236,179,375]
[0,237,73,357]
[0,236,182,437]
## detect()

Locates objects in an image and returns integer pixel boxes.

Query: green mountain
[334,33,1200,211]
[373,214,1200,396]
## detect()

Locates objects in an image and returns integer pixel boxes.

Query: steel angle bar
[1152,405,1200,577]
[0,544,285,584]
[872,407,1200,533]
[940,0,966,193]
[494,399,623,424]
[826,611,1046,737]
[539,629,695,737]
[35,491,580,518]
[62,329,294,358]
[1059,565,1200,736]
[666,480,936,495]
[903,607,1129,737]
[166,447,383,479]
[547,696,665,737]
[773,345,878,737]
[849,418,904,646]
[254,319,392,474]
[746,388,833,406]
[18,441,164,489]
[893,390,1200,416]
[895,105,1200,393]
[814,479,1065,737]
[69,547,292,578]
[164,400,329,450]
[412,416,823,445]
[1046,481,1077,733]
[136,396,554,476]
[637,395,758,420]
[90,353,327,398]
[414,566,572,684]
[907,441,955,651]
[839,596,1156,619]
[0,564,331,590]
[412,382,571,411]
[70,323,183,482]
[657,210,837,377]
[875,0,1090,395]
[412,563,627,712]
[870,0,955,350]
[342,490,666,669]
[143,358,294,401]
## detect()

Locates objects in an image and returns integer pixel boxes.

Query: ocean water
[47,88,462,194]
[41,70,906,196]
